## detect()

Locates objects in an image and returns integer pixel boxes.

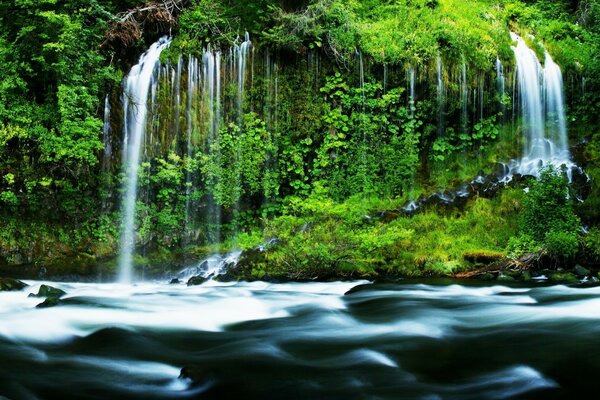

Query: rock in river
[0,277,28,291]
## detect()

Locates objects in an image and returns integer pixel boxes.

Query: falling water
[436,54,445,136]
[118,37,171,284]
[511,33,572,176]
[234,32,252,123]
[496,57,506,110]
[408,65,416,118]
[203,46,222,244]
[183,55,198,244]
[102,94,112,172]
[459,60,468,133]
[544,51,569,159]
[357,50,367,190]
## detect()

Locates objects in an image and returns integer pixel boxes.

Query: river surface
[1,279,599,399]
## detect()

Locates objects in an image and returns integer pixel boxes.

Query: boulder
[549,272,579,284]
[0,277,28,291]
[28,284,66,298]
[36,296,62,308]
[169,278,181,284]
[497,273,515,282]
[573,264,591,277]
[187,275,210,286]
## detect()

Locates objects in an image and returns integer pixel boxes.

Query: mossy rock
[573,265,591,277]
[28,284,66,298]
[187,275,209,286]
[0,277,28,291]
[463,250,505,264]
[549,272,579,284]
[497,272,515,282]
[36,296,62,308]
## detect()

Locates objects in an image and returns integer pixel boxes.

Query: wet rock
[169,278,181,284]
[463,251,505,264]
[479,273,495,281]
[28,284,66,298]
[491,162,510,179]
[187,275,210,286]
[549,272,579,284]
[180,365,215,385]
[571,167,591,201]
[379,209,401,223]
[573,264,591,277]
[0,277,28,291]
[36,296,62,308]
[497,273,515,282]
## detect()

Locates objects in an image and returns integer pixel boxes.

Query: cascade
[203,46,222,244]
[357,50,367,189]
[184,55,198,244]
[231,33,252,230]
[408,65,416,118]
[436,54,445,136]
[511,33,572,176]
[496,57,506,114]
[459,60,468,133]
[102,94,112,172]
[118,37,171,283]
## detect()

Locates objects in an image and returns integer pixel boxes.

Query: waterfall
[102,94,112,172]
[436,54,445,136]
[357,50,367,189]
[234,32,252,122]
[203,46,222,244]
[459,60,468,133]
[511,33,572,176]
[543,51,569,159]
[183,55,198,245]
[118,37,171,284]
[496,57,506,119]
[408,65,416,118]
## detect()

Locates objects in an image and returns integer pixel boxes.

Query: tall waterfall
[203,46,222,244]
[118,37,171,283]
[102,94,112,172]
[511,33,572,176]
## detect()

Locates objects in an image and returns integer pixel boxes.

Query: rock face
[0,277,28,291]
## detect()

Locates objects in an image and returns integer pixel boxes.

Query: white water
[118,37,171,284]
[511,33,573,177]
[2,280,598,398]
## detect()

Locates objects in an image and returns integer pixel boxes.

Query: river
[1,279,599,399]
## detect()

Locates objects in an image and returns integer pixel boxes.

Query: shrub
[544,230,579,260]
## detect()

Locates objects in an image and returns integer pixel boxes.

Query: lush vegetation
[1,0,599,279]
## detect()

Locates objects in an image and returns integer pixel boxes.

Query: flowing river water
[1,279,599,399]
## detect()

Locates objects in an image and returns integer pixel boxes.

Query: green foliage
[544,230,579,260]
[509,166,583,261]
[520,166,581,241]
